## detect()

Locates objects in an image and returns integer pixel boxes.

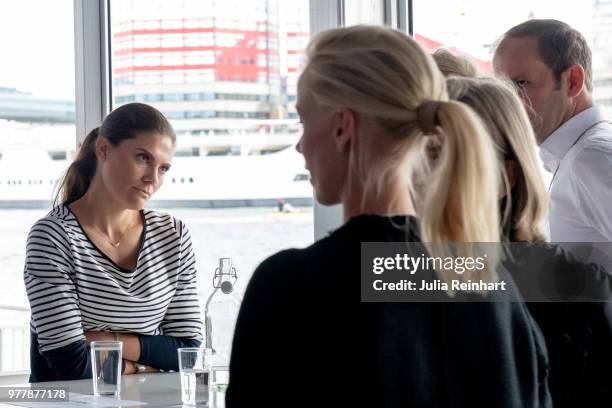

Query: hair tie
[417,100,442,134]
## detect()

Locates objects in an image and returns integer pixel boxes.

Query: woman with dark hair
[24,102,202,382]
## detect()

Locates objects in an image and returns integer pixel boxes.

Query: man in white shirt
[494,19,612,243]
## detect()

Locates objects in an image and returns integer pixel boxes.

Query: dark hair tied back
[53,103,175,206]
[53,127,99,206]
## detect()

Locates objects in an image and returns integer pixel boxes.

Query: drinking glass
[178,347,211,406]
[91,341,123,397]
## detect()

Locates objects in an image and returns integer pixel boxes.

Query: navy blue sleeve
[31,333,200,382]
[138,335,201,371]
[34,337,91,381]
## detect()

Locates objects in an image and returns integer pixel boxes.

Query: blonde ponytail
[302,25,502,291]
[420,100,501,285]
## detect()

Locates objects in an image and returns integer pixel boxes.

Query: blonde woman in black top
[432,53,612,407]
[227,26,551,408]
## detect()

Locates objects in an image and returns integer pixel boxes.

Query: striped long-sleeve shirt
[24,204,202,381]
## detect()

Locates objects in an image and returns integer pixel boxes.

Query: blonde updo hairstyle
[300,25,502,285]
[432,48,479,77]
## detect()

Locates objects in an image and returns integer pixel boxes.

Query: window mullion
[73,0,106,146]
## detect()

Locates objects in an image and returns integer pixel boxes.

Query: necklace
[92,218,140,248]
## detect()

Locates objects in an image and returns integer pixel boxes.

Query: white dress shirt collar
[539,105,606,172]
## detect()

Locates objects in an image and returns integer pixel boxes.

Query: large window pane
[413,1,610,113]
[0,0,75,375]
[413,0,612,191]
[109,0,313,296]
[344,0,385,25]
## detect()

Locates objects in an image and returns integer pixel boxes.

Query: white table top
[11,372,225,408]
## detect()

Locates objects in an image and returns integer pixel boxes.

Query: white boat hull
[0,147,313,208]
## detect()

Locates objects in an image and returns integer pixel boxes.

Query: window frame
[74,0,110,145]
[74,0,412,241]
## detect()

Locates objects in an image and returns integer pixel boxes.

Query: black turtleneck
[227,215,551,408]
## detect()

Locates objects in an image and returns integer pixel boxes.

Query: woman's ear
[333,108,356,153]
[96,136,109,161]
[505,159,518,190]
[425,135,442,163]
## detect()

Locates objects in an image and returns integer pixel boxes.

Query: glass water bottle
[204,257,242,391]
